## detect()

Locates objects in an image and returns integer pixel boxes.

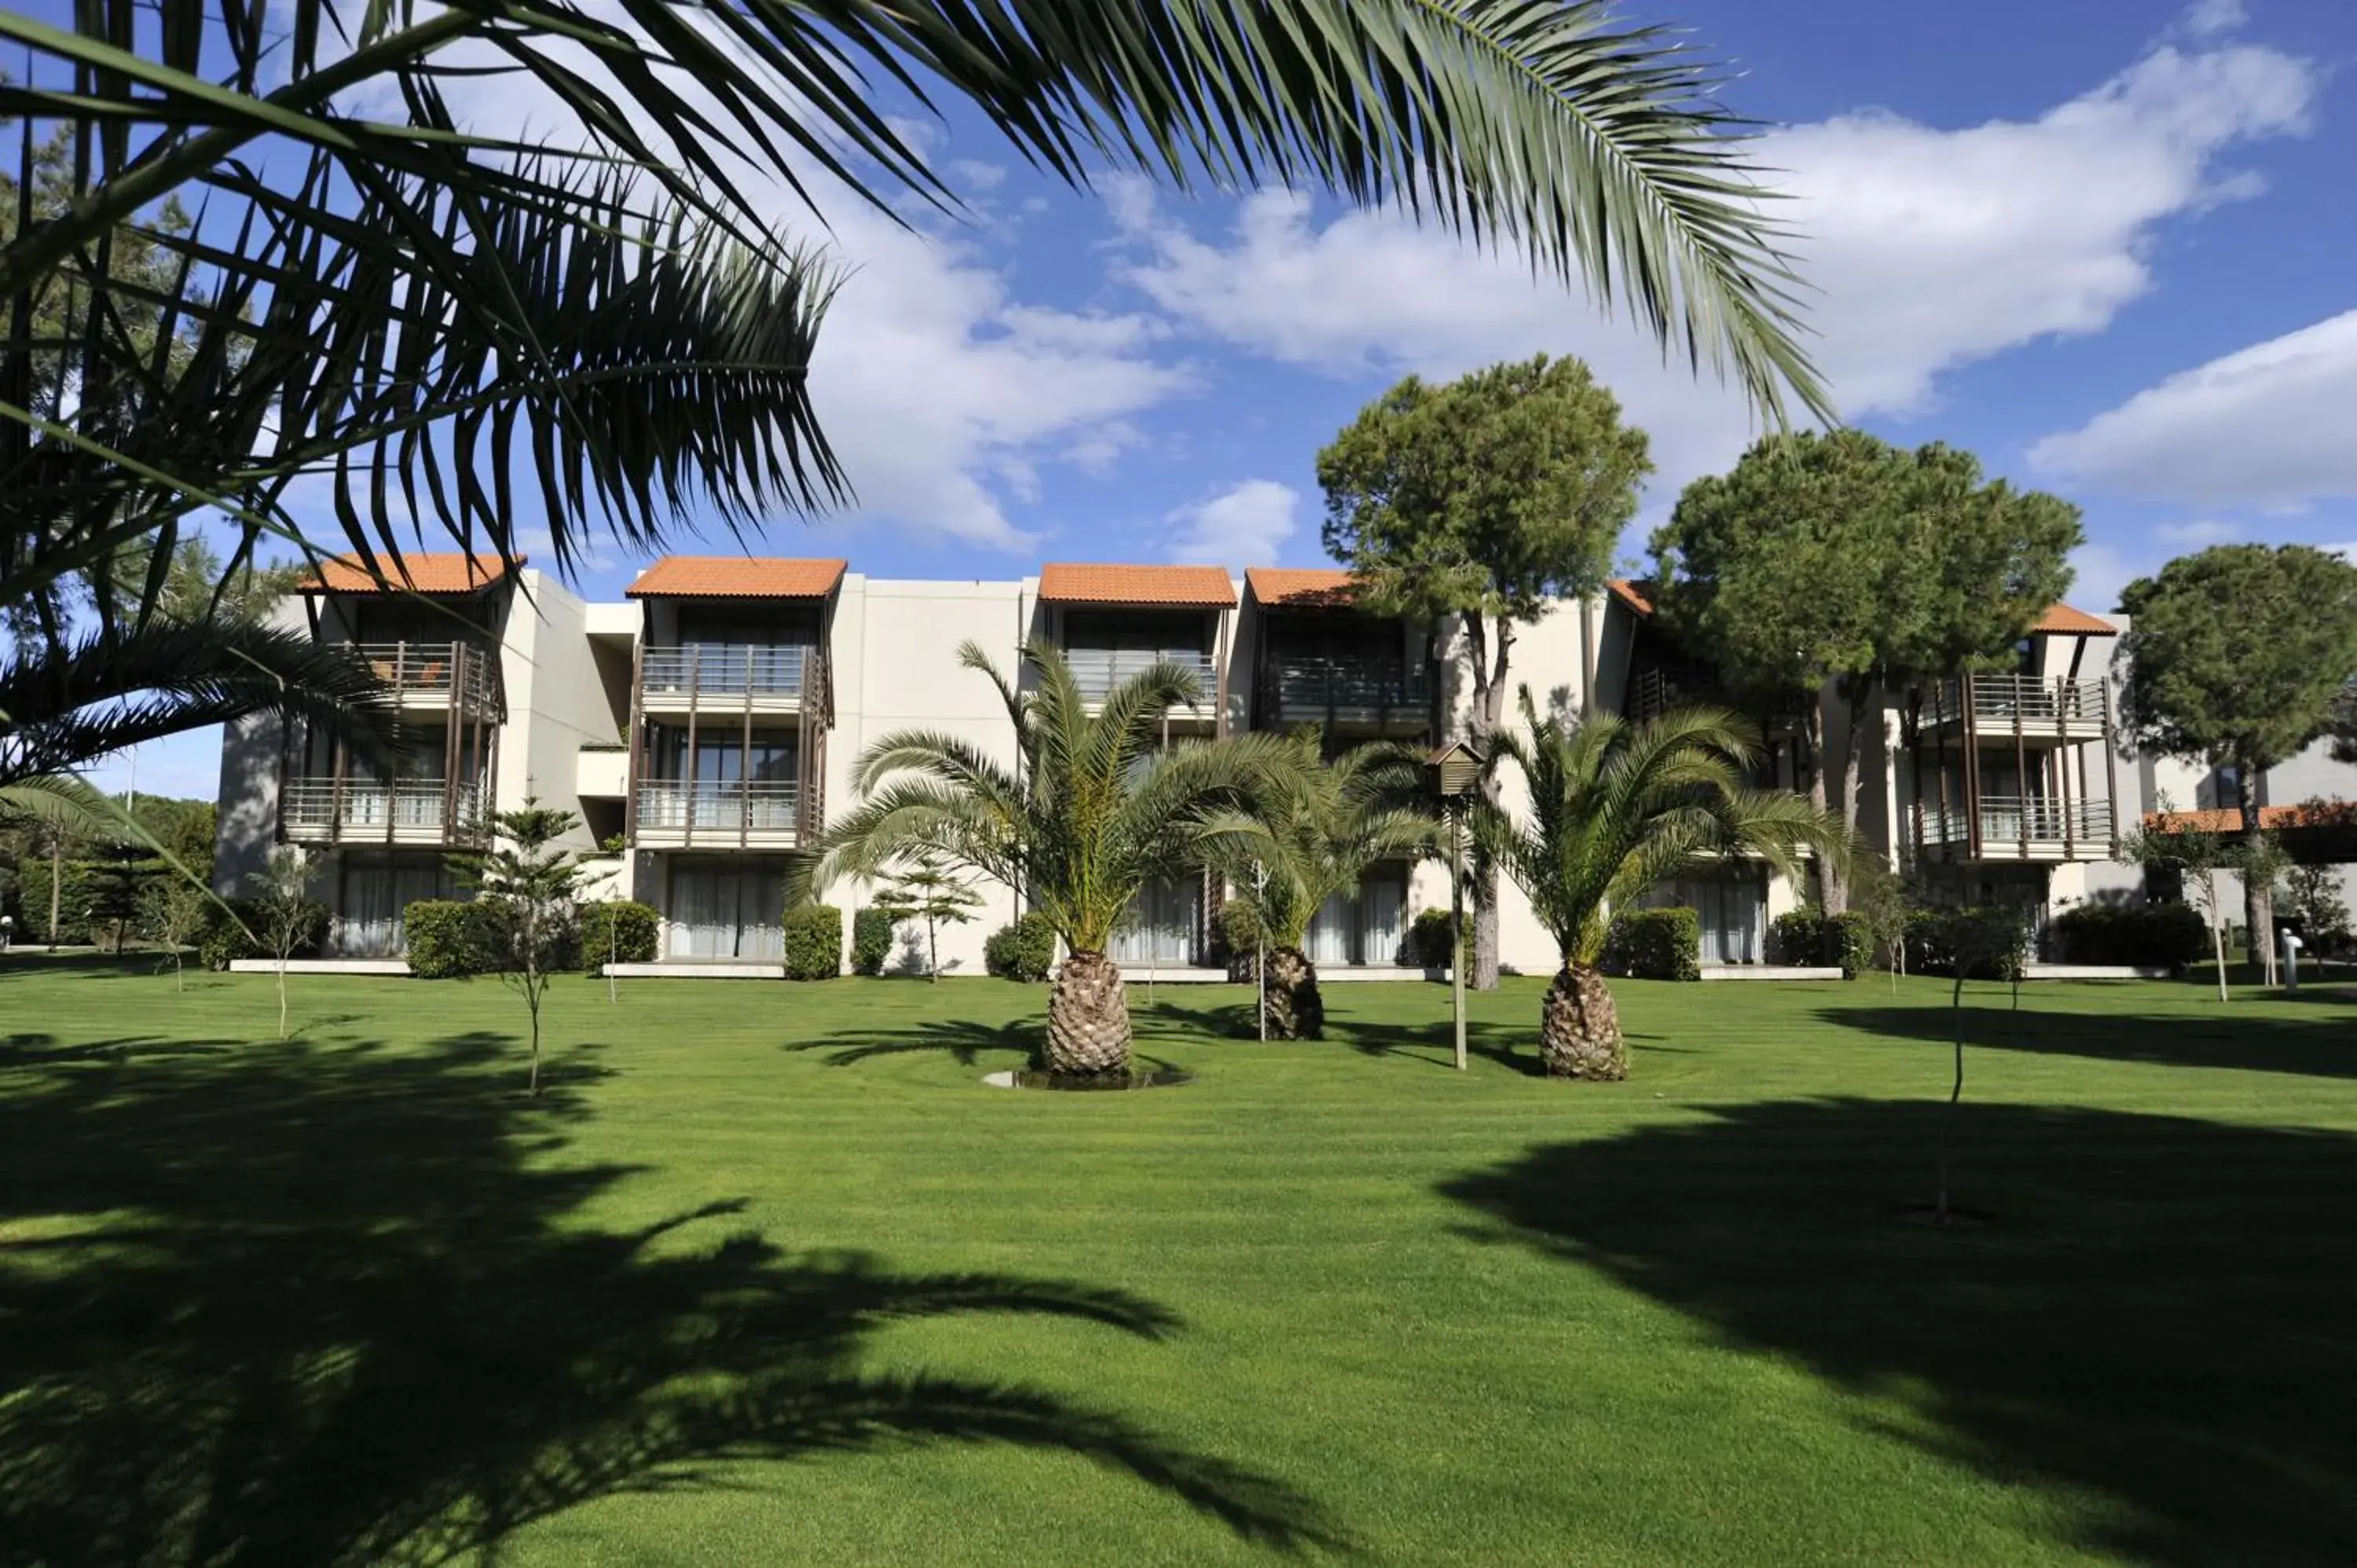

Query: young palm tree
[806,641,1283,1076]
[1476,692,1849,1080]
[1195,730,1435,1039]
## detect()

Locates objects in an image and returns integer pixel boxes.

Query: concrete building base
[2021,963,2170,980]
[1115,965,1439,984]
[228,958,411,976]
[603,962,789,980]
[1699,965,1846,981]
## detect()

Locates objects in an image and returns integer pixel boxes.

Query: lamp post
[1426,742,1484,1072]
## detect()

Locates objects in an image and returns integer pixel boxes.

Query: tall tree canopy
[1648,430,2080,907]
[1318,353,1651,985]
[2118,544,2357,949]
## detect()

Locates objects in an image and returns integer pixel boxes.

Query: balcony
[1921,795,2115,860]
[332,640,500,713]
[640,645,821,716]
[633,780,805,848]
[1925,673,2108,738]
[1259,657,1431,732]
[281,777,492,846]
[1061,648,1219,707]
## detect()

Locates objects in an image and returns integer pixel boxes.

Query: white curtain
[1305,891,1352,965]
[332,856,453,957]
[667,861,786,959]
[1113,875,1199,963]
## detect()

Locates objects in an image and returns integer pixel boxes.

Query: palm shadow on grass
[1444,1098,2357,1566]
[1137,999,1545,1074]
[1820,993,2357,1079]
[0,1031,1347,1563]
[786,1017,1042,1068]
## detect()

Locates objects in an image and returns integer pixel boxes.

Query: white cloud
[1166,479,1299,566]
[1112,36,2315,510]
[2029,310,2357,511]
[2067,541,2139,614]
[949,158,1008,191]
[2181,0,2248,39]
[2157,518,2242,546]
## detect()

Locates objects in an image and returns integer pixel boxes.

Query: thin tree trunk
[1465,612,1511,991]
[46,833,62,950]
[1937,971,1965,1223]
[928,916,939,982]
[277,958,289,1040]
[2208,870,2230,1002]
[2241,761,2274,986]
[1824,683,1868,915]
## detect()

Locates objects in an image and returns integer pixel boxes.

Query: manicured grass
[4,956,2355,1565]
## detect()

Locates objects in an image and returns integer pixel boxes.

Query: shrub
[1213,899,1262,982]
[1906,907,2030,980]
[984,911,1058,982]
[2047,902,2205,970]
[1769,910,1874,977]
[1406,907,1469,969]
[1600,907,1700,981]
[196,896,328,969]
[784,903,843,980]
[851,907,896,976]
[403,898,516,978]
[578,899,660,975]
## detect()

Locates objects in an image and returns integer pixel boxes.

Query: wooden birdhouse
[1426,740,1483,802]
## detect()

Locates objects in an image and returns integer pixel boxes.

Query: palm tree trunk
[1539,963,1626,1080]
[1045,948,1131,1076]
[1261,945,1325,1040]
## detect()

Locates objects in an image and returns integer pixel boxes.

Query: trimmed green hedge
[1769,910,1873,977]
[579,899,660,975]
[851,907,896,976]
[197,896,329,970]
[984,911,1058,982]
[1600,907,1701,981]
[403,899,516,978]
[1407,907,1470,970]
[784,903,842,980]
[2047,903,2206,969]
[1906,907,2031,980]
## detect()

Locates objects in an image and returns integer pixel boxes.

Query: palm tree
[6,0,1828,635]
[806,641,1283,1077]
[1475,692,1849,1079]
[1195,729,1435,1039]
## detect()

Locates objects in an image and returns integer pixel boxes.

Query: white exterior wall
[497,572,629,898]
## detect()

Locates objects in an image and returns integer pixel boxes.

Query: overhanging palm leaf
[0,621,401,786]
[1474,687,1849,1078]
[0,770,112,840]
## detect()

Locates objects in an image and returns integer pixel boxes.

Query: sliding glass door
[666,857,787,960]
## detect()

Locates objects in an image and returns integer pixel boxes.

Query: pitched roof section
[2032,603,2117,636]
[1038,563,1236,607]
[302,554,520,594]
[625,557,847,599]
[1245,567,1358,609]
[1607,579,1656,617]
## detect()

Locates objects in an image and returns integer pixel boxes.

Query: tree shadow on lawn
[0,1031,1347,1564]
[1137,1000,1546,1074]
[1821,995,2357,1079]
[1444,1099,2357,1566]
[786,1017,1041,1068]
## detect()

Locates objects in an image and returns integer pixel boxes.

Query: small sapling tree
[871,852,984,981]
[453,798,594,1096]
[255,844,320,1039]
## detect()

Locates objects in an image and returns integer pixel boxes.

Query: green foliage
[2120,546,2357,777]
[196,896,327,970]
[984,913,1059,983]
[1318,355,1651,633]
[402,900,516,980]
[851,907,896,976]
[867,852,986,977]
[449,800,598,1092]
[784,904,844,981]
[1600,907,1701,981]
[1652,432,2083,705]
[1905,909,2031,981]
[1769,910,1873,977]
[2279,864,2352,954]
[578,900,660,976]
[1406,907,1471,970]
[2047,904,2207,969]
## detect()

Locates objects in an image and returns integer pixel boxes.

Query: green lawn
[3,957,2354,1566]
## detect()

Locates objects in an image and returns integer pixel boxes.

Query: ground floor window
[1304,864,1409,966]
[1644,869,1765,965]
[332,852,459,958]
[1113,874,1200,965]
[665,857,786,961]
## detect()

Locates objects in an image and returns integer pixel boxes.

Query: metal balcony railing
[281,777,491,837]
[1923,795,2115,848]
[1265,656,1431,716]
[1062,648,1217,703]
[634,780,802,835]
[334,641,500,709]
[1931,673,2108,726]
[640,645,816,702]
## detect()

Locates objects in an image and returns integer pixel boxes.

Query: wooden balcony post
[625,631,645,846]
[682,647,699,849]
[2014,695,2029,859]
[442,643,463,835]
[2102,679,2122,856]
[2060,741,2076,859]
[742,647,755,849]
[1961,676,1981,859]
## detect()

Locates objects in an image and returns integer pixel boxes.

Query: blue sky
[91,0,2357,797]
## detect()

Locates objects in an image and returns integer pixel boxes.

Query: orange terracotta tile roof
[301,553,521,594]
[625,557,847,599]
[1038,563,1236,606]
[1607,579,1656,616]
[2033,603,2116,636]
[1245,567,1358,609]
[2146,801,2357,834]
